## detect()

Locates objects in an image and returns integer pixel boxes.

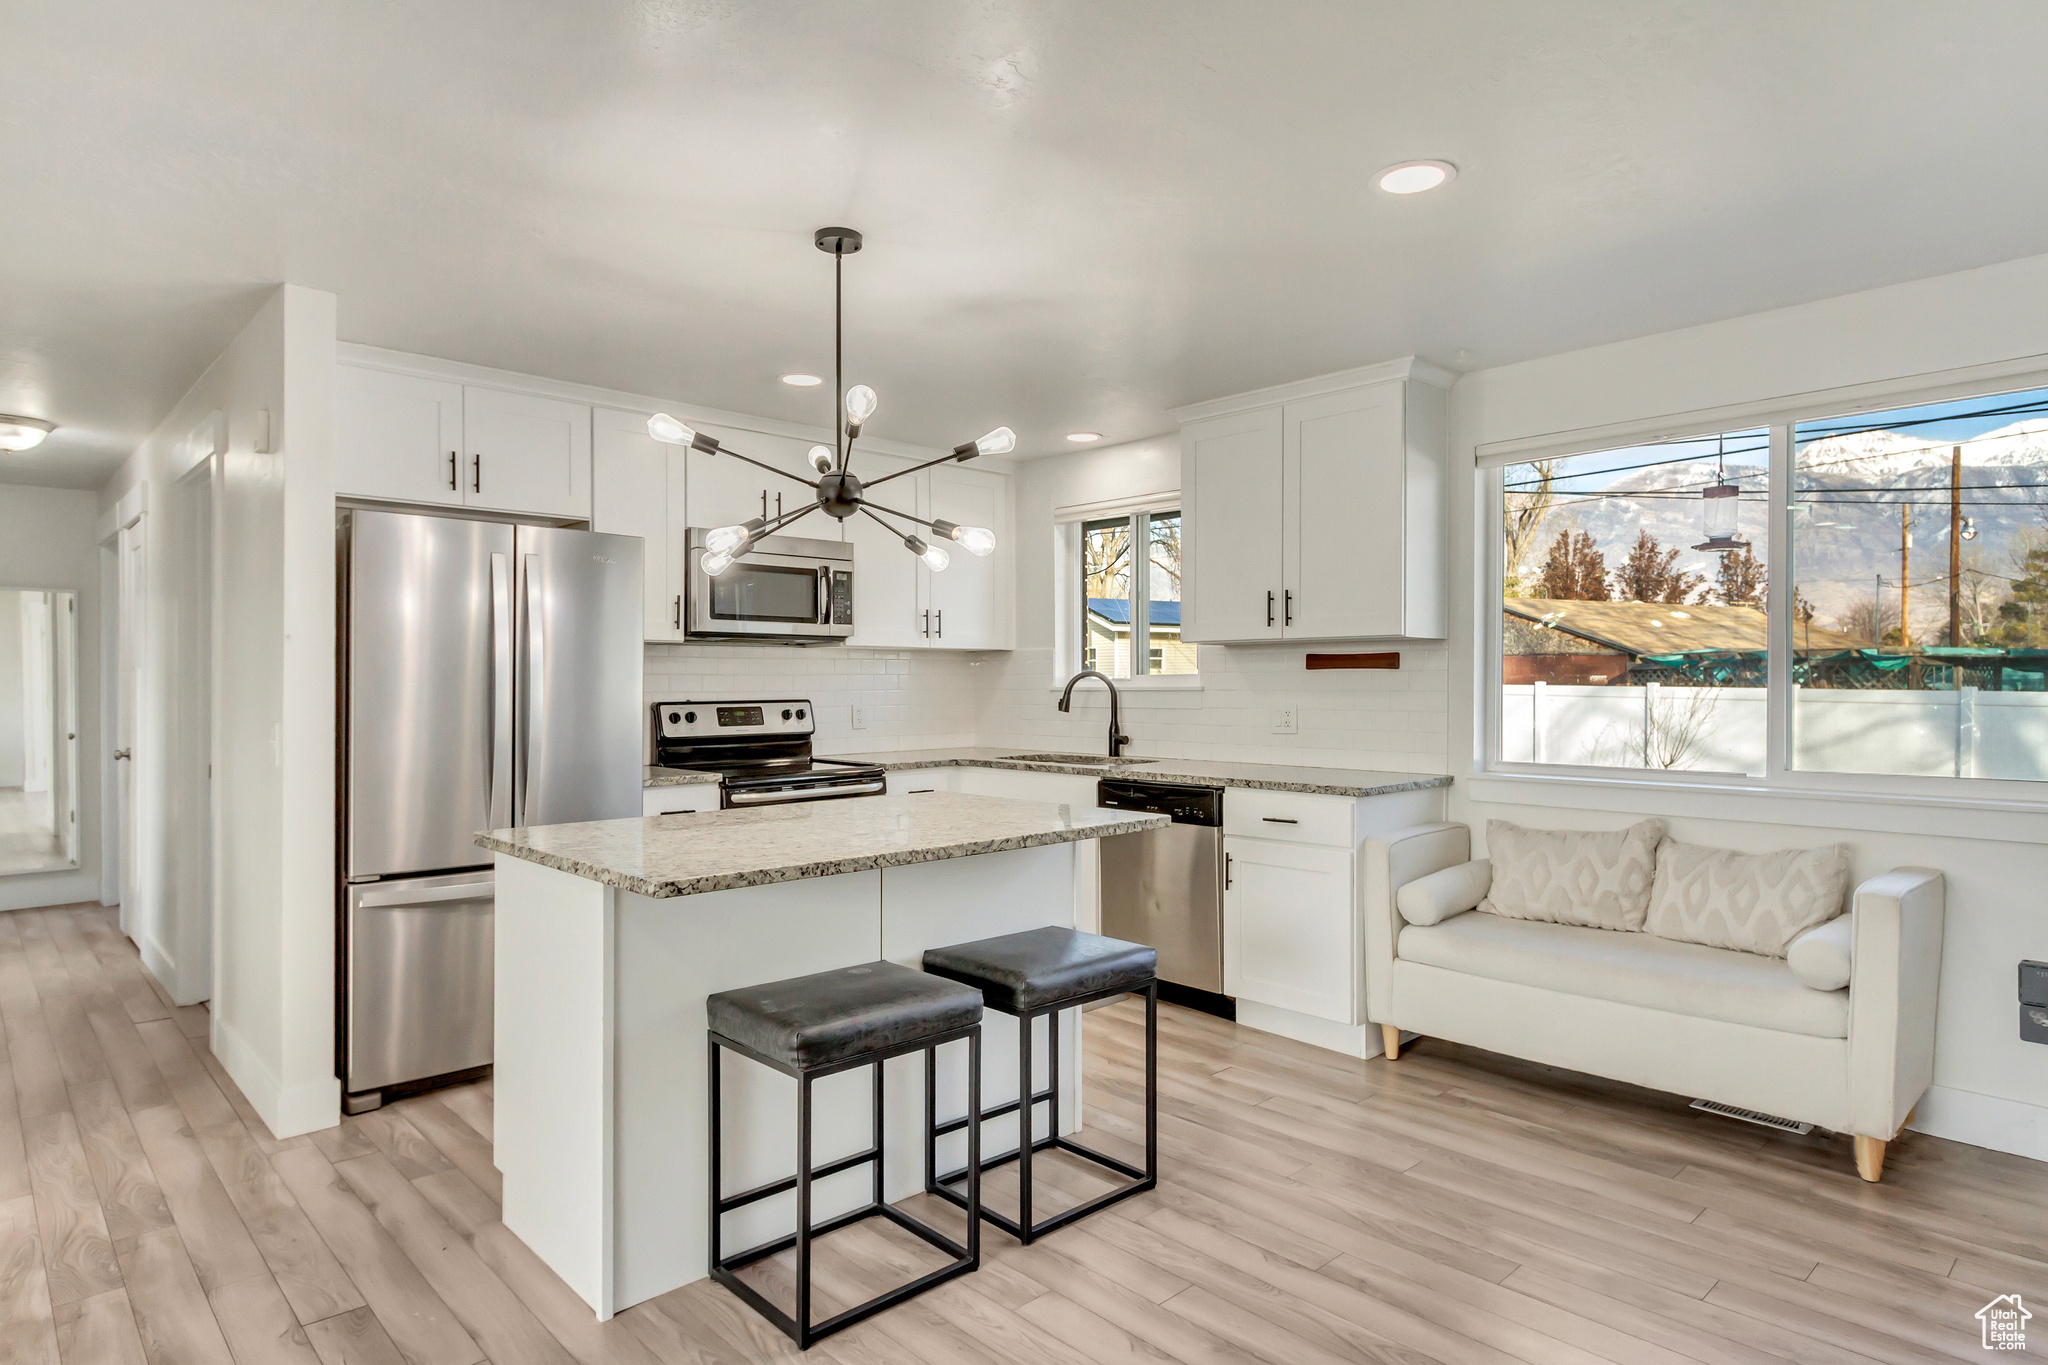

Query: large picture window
[1081,509,1192,678]
[1492,378,2048,792]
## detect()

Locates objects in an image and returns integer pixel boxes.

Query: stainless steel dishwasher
[1096,778,1232,1018]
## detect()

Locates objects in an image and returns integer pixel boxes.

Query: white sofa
[1364,822,1944,1182]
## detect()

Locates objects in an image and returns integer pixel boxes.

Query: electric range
[650,698,887,807]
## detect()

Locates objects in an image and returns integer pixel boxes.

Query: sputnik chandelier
[646,226,1011,575]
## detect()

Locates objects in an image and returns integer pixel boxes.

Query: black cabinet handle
[1266,591,1275,626]
[472,454,481,493]
[922,609,931,637]
[936,609,942,639]
[448,452,458,490]
[1284,590,1294,626]
[1225,853,1233,889]
[1262,816,1299,824]
[673,595,681,630]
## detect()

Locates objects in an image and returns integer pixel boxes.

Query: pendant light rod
[835,247,846,472]
[861,445,988,489]
[714,445,823,490]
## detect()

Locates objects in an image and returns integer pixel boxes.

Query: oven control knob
[782,708,793,720]
[795,708,806,720]
[683,711,696,724]
[667,711,680,724]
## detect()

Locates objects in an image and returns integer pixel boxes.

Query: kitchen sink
[999,753,1157,766]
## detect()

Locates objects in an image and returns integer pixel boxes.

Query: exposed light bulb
[905,534,950,572]
[0,415,56,452]
[951,525,996,557]
[647,413,695,446]
[845,385,878,425]
[975,426,1016,457]
[701,548,736,576]
[704,522,756,556]
[808,444,835,474]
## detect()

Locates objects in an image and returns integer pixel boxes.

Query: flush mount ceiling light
[781,373,822,386]
[0,415,56,451]
[1375,160,1456,195]
[1066,432,1101,443]
[647,227,1007,575]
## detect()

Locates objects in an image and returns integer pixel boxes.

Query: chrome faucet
[1058,669,1130,758]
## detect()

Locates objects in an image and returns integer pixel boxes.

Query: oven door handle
[726,778,887,806]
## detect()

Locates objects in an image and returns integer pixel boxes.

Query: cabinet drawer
[643,785,718,815]
[1223,789,1352,846]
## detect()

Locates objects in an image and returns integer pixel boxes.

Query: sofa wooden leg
[1854,1135,1887,1183]
[1380,1024,1403,1061]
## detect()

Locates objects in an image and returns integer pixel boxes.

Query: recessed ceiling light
[781,373,822,387]
[0,415,55,451]
[1376,160,1456,195]
[1066,432,1101,443]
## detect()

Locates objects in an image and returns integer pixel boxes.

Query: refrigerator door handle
[489,552,513,830]
[520,552,543,825]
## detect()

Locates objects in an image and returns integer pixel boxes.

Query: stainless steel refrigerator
[338,508,643,1113]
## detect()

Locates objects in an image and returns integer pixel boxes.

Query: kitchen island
[477,792,1168,1320]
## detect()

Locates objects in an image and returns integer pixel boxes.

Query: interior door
[117,516,145,931]
[591,407,679,641]
[335,365,464,505]
[463,387,592,518]
[514,525,644,830]
[1284,385,1405,639]
[842,452,925,648]
[924,464,1008,649]
[1184,408,1284,642]
[347,511,511,878]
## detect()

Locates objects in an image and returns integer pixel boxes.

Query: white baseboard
[1235,1000,1383,1059]
[211,1014,341,1141]
[136,932,176,1001]
[1908,1084,2048,1163]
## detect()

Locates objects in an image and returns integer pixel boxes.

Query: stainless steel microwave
[685,529,853,642]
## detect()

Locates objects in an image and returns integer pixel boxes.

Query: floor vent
[1689,1099,1813,1135]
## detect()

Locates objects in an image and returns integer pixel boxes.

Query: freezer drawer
[346,872,494,1094]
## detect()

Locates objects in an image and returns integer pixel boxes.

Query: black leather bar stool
[707,960,983,1349]
[920,926,1157,1244]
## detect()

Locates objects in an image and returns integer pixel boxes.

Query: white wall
[0,488,100,912]
[100,283,340,1138]
[0,591,22,787]
[1448,250,2048,1161]
[647,645,982,758]
[974,435,1452,772]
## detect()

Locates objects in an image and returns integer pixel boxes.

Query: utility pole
[1900,503,1911,647]
[1949,444,1962,646]
[1874,574,1884,647]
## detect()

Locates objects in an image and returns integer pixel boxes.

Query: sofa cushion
[1787,914,1854,990]
[1397,912,1848,1038]
[1397,859,1492,926]
[1645,840,1850,957]
[1478,819,1664,932]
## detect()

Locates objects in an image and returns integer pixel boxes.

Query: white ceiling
[6,1,2048,489]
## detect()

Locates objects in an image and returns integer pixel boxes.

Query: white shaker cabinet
[842,452,927,649]
[1223,837,1355,1023]
[923,464,1010,649]
[462,387,592,519]
[336,367,465,507]
[592,407,688,641]
[1176,359,1448,643]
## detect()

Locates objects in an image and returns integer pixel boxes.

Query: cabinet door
[462,387,591,518]
[1223,837,1354,1023]
[1284,385,1405,639]
[924,464,1010,649]
[1184,408,1284,642]
[335,366,463,506]
[681,423,793,532]
[842,453,927,648]
[591,408,679,641]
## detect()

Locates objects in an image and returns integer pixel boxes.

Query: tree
[1083,520,1132,600]
[1840,594,1901,647]
[1538,529,1610,601]
[1955,548,2008,645]
[1610,530,1704,604]
[1993,528,2048,647]
[1713,542,1766,607]
[1502,460,1558,596]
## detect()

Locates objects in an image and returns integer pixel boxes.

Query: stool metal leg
[1016,1004,1033,1243]
[965,1027,982,1266]
[796,1071,813,1345]
[707,1036,722,1278]
[1145,979,1158,1184]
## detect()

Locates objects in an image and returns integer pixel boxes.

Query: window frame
[1481,358,2048,805]
[1079,507,1188,679]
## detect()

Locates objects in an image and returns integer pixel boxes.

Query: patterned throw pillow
[1644,840,1851,957]
[1477,819,1665,932]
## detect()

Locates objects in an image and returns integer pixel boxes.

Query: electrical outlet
[1271,704,1298,735]
[851,704,867,730]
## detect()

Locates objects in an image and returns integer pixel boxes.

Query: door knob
[113,749,132,760]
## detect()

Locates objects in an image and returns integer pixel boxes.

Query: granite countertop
[477,791,1169,898]
[644,765,721,789]
[811,746,1452,798]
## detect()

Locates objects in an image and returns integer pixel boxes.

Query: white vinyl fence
[1503,684,2048,781]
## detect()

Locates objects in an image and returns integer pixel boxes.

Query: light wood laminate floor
[2,901,2042,1365]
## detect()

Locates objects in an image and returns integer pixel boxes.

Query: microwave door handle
[520,553,543,825]
[489,552,512,829]
[819,565,832,625]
